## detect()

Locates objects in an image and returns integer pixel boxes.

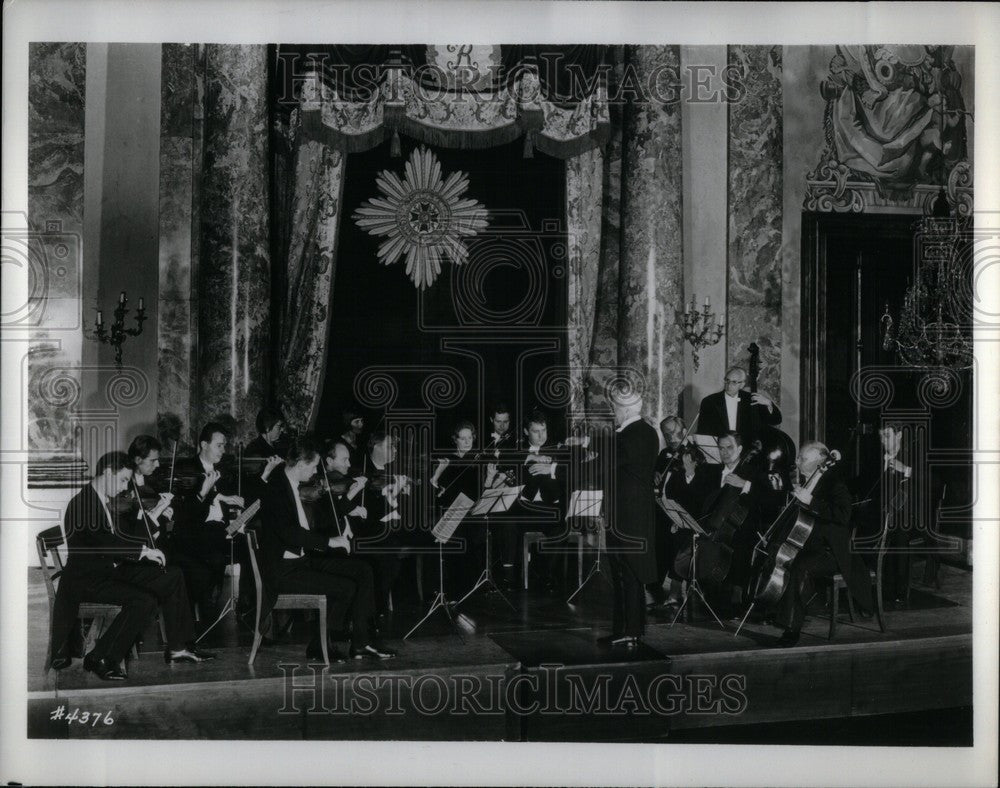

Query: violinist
[318,440,369,535]
[770,442,873,646]
[120,435,175,539]
[257,437,395,661]
[351,431,410,619]
[245,407,287,459]
[697,366,782,447]
[485,402,519,484]
[171,422,246,616]
[430,420,489,593]
[48,451,214,680]
[877,425,916,606]
[340,406,366,471]
[647,416,687,608]
[502,410,571,592]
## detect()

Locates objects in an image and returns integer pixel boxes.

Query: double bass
[747,342,796,489]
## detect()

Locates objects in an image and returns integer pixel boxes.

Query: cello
[696,438,763,583]
[752,449,841,607]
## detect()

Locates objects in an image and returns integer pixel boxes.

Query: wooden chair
[35,526,162,662]
[827,515,888,639]
[245,529,329,665]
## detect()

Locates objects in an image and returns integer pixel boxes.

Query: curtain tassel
[390,129,401,157]
[523,130,535,158]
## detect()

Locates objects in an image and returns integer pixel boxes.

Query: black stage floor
[26,558,973,742]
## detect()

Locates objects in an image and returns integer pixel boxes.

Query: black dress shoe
[305,639,346,663]
[776,629,800,648]
[610,635,639,648]
[596,633,622,646]
[83,653,127,681]
[164,647,216,663]
[350,643,397,660]
[49,654,73,671]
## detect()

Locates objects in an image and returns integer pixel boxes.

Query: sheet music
[566,489,603,518]
[660,497,707,535]
[470,485,523,517]
[693,433,722,464]
[431,492,474,543]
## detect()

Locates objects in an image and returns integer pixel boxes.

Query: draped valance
[276,45,611,158]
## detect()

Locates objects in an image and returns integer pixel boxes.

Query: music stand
[661,498,726,630]
[566,490,608,604]
[692,434,723,465]
[456,486,521,610]
[195,500,260,643]
[403,493,474,640]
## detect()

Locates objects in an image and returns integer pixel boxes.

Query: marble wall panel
[158,44,201,442]
[27,43,87,456]
[727,45,783,400]
[197,45,270,440]
[618,45,685,424]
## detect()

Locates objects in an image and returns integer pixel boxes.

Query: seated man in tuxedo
[350,431,413,618]
[257,437,394,661]
[317,440,369,536]
[171,422,246,615]
[49,452,214,680]
[500,410,573,590]
[770,441,873,646]
[697,366,781,447]
[684,431,767,614]
[481,403,519,584]
[243,408,286,498]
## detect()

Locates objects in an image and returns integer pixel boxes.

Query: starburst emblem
[353,146,489,289]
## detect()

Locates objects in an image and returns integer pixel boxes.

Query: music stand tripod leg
[404,542,465,641]
[566,525,608,604]
[456,517,516,611]
[196,533,239,643]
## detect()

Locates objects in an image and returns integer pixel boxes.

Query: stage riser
[27,635,971,741]
[519,635,972,741]
[29,665,519,741]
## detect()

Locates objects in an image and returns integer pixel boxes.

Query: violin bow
[168,438,178,493]
[319,460,345,538]
[130,476,165,571]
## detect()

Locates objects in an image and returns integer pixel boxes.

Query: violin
[753,450,841,607]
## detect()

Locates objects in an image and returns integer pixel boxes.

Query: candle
[96,310,103,326]
[120,290,126,304]
[138,297,144,310]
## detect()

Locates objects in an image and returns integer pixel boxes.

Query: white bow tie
[528,445,540,454]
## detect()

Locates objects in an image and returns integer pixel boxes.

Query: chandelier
[880,189,973,372]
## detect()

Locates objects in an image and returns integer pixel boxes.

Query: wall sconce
[93,290,146,370]
[678,295,724,372]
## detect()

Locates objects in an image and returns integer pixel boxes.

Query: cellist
[769,441,873,646]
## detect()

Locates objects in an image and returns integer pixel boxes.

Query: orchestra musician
[48,452,214,680]
[351,431,411,618]
[600,390,660,648]
[319,440,369,534]
[483,403,519,587]
[257,437,395,661]
[678,431,764,615]
[171,422,246,615]
[339,406,366,471]
[244,407,287,460]
[647,416,687,607]
[877,424,916,606]
[652,440,707,612]
[770,442,873,646]
[697,366,782,447]
[500,410,572,591]
[430,419,489,593]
